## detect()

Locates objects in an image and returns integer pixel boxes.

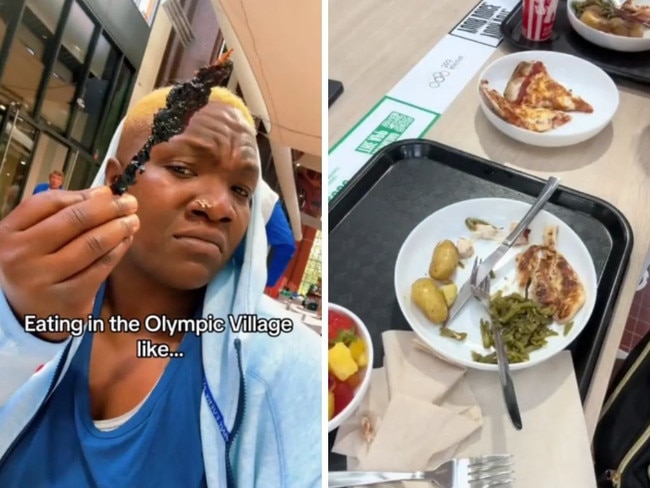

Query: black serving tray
[328,139,633,469]
[501,0,650,85]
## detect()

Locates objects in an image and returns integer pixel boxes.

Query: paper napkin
[332,330,484,488]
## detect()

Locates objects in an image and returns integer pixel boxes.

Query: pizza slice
[479,80,571,133]
[504,61,593,113]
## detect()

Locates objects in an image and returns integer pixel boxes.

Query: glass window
[0,1,13,50]
[299,230,322,296]
[132,0,159,25]
[95,62,133,158]
[65,150,98,190]
[0,0,65,111]
[28,131,69,191]
[70,34,119,148]
[41,1,95,131]
[0,113,37,219]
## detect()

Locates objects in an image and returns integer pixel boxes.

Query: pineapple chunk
[328,342,358,381]
[349,338,368,368]
[328,391,335,420]
[440,283,458,307]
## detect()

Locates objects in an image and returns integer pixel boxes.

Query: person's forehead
[182,103,257,155]
[196,101,254,129]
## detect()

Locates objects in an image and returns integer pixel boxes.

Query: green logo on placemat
[355,111,415,154]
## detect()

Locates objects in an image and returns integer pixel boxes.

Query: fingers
[26,190,138,255]
[43,213,140,283]
[1,186,110,233]
[52,235,135,304]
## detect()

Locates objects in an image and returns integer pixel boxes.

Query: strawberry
[329,309,357,346]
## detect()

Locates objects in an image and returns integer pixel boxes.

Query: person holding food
[0,85,321,487]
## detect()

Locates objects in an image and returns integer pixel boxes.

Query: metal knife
[447,176,561,324]
[493,322,523,430]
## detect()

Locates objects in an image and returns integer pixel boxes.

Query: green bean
[465,217,491,231]
[440,327,467,341]
[473,291,556,365]
[480,319,493,349]
[563,321,574,337]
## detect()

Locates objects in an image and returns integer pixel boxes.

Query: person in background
[248,179,296,287]
[307,277,322,299]
[303,277,322,312]
[32,170,64,194]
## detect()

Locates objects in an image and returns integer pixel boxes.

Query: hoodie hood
[91,117,269,318]
[258,179,279,223]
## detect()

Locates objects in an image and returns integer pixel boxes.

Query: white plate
[478,51,619,147]
[394,198,598,371]
[567,0,650,52]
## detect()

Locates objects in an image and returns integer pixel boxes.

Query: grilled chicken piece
[456,238,475,259]
[515,225,586,324]
[471,223,530,246]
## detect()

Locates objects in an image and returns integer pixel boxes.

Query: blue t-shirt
[0,287,206,487]
[32,183,56,194]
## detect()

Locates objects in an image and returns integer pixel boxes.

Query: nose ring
[195,199,213,209]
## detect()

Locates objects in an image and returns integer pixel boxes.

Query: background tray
[500,0,650,86]
[328,139,633,468]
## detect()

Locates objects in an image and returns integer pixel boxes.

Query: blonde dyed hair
[121,85,256,149]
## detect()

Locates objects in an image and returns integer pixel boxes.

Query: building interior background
[0,0,322,302]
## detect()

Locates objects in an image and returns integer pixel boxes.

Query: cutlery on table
[470,257,523,431]
[447,176,561,324]
[328,454,514,487]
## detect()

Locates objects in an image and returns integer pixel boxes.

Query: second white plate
[478,51,619,147]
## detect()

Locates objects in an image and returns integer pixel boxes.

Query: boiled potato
[411,278,448,324]
[580,10,606,31]
[583,5,603,15]
[629,24,644,38]
[429,240,460,280]
[440,283,458,307]
[608,18,629,36]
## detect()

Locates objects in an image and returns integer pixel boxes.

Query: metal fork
[328,454,514,487]
[470,258,522,431]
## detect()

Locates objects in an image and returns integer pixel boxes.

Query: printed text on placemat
[449,0,512,47]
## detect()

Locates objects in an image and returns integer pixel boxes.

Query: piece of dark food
[110,50,234,195]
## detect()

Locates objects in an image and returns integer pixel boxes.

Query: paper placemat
[328,0,519,201]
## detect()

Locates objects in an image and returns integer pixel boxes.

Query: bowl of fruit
[328,303,374,432]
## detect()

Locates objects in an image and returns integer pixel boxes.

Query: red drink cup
[522,0,559,41]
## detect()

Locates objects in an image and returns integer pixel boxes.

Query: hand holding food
[0,187,140,340]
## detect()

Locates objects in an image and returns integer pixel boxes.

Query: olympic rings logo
[429,70,451,89]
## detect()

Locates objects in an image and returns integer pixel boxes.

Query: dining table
[328,0,650,482]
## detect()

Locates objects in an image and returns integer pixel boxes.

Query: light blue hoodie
[0,119,322,487]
